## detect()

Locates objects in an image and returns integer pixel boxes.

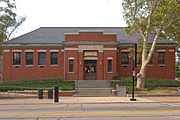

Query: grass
[0,78,75,91]
[111,77,180,91]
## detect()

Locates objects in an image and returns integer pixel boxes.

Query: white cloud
[13,0,126,38]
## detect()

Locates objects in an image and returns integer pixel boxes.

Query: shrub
[176,62,180,79]
[0,78,75,91]
[111,77,180,91]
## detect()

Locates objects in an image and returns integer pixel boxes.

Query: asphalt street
[0,103,180,120]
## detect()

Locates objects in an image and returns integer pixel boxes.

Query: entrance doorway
[84,60,97,80]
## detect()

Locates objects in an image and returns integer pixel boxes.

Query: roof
[3,27,175,45]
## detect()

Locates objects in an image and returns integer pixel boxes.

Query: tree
[122,0,180,89]
[0,0,26,42]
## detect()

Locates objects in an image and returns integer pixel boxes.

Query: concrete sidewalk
[0,96,180,105]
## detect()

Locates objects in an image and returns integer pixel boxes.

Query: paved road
[0,103,180,120]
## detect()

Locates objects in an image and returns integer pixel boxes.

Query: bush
[111,77,180,91]
[176,62,180,79]
[0,78,75,91]
[111,77,140,91]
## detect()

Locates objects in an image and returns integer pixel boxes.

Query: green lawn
[111,77,180,91]
[0,78,75,91]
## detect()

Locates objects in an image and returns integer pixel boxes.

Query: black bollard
[48,89,53,99]
[54,85,59,102]
[38,89,43,99]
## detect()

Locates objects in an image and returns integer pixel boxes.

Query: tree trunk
[137,64,147,89]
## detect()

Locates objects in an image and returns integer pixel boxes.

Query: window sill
[38,65,46,68]
[158,64,165,67]
[122,65,129,67]
[68,72,75,73]
[26,65,34,66]
[107,72,113,73]
[148,64,153,66]
[13,65,21,66]
[13,65,20,68]
[50,65,58,66]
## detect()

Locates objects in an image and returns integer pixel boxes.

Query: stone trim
[107,57,113,60]
[4,49,10,52]
[103,48,117,50]
[12,50,21,52]
[25,50,34,52]
[37,50,47,52]
[84,52,97,56]
[99,50,103,52]
[169,49,174,52]
[65,48,78,50]
[65,46,117,52]
[50,50,59,52]
[84,57,98,60]
[68,57,75,60]
[157,50,166,52]
[78,45,103,51]
[121,50,128,52]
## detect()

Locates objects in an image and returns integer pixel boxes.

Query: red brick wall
[2,31,176,81]
[64,46,79,80]
[118,46,176,80]
[65,32,116,42]
[2,47,64,81]
[2,45,176,81]
[103,50,117,80]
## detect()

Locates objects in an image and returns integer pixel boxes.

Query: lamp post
[130,43,137,101]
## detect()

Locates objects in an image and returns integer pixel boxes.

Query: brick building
[1,27,176,82]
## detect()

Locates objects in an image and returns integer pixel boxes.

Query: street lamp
[130,43,137,101]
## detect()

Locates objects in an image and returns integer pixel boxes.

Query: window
[158,52,165,65]
[26,52,33,65]
[148,55,153,65]
[136,53,153,66]
[137,58,141,65]
[91,65,96,73]
[38,52,46,65]
[108,59,112,72]
[50,52,58,65]
[69,59,74,72]
[13,52,21,65]
[121,52,129,65]
[146,52,154,65]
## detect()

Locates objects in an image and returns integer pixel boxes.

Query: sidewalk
[1,96,180,105]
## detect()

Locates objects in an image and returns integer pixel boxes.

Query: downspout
[10,49,12,81]
[64,47,65,80]
[1,56,2,83]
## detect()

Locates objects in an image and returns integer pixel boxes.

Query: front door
[84,60,97,80]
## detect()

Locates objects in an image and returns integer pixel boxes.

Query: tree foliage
[122,0,180,88]
[123,0,179,42]
[0,0,26,42]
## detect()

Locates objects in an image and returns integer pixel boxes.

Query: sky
[13,0,126,38]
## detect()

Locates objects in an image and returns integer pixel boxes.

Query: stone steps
[75,88,113,97]
[76,88,112,93]
[75,80,113,96]
[75,80,110,88]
